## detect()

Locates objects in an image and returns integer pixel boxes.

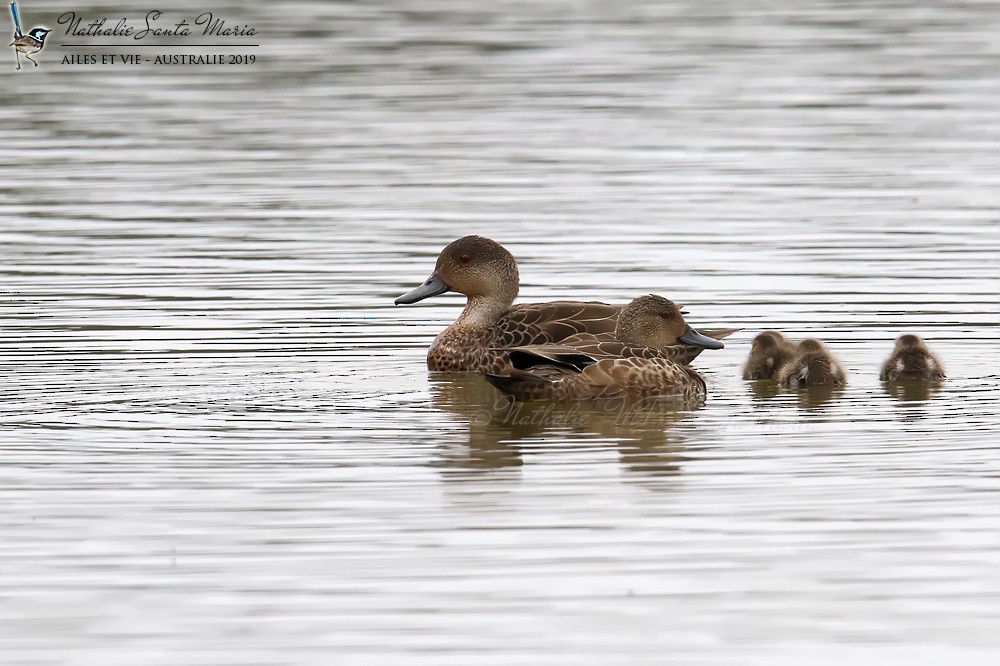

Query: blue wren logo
[9,1,49,69]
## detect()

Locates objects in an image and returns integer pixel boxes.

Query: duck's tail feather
[484,369,554,401]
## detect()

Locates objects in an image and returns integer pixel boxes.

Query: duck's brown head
[895,334,925,350]
[616,294,724,350]
[395,235,519,306]
[798,338,827,354]
[751,330,789,352]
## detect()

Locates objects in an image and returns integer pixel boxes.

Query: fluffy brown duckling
[776,338,847,388]
[880,334,945,381]
[742,330,796,380]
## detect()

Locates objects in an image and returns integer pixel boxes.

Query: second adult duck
[395,235,735,372]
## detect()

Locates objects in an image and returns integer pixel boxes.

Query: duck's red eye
[459,254,471,264]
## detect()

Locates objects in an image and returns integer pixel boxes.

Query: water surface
[2,0,999,664]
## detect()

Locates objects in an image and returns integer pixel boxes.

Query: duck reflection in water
[429,373,698,479]
[793,384,846,411]
[748,378,782,401]
[882,380,943,403]
[746,377,845,411]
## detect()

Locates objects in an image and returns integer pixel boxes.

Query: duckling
[394,235,736,372]
[776,338,847,388]
[880,334,945,381]
[484,295,710,401]
[742,330,796,380]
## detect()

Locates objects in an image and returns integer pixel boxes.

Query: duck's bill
[679,326,725,350]
[394,271,450,305]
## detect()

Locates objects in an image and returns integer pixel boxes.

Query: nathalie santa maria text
[58,10,257,39]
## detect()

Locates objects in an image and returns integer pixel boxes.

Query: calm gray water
[2,0,999,664]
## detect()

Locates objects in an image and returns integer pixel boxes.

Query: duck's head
[615,294,724,349]
[798,338,826,354]
[895,333,925,350]
[751,330,789,352]
[395,235,519,306]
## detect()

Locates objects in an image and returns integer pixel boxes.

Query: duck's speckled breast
[426,325,498,372]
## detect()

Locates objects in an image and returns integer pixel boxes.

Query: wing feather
[494,302,620,347]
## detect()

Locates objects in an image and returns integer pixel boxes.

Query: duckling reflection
[430,374,698,479]
[794,384,846,411]
[882,380,943,403]
[748,379,782,401]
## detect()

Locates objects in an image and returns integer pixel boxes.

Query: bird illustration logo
[9,1,49,69]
